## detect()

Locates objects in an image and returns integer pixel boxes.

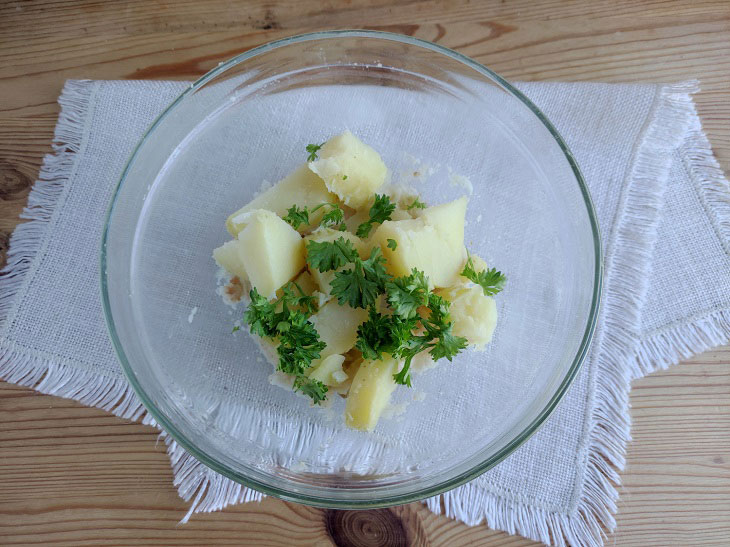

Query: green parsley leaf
[282,204,310,229]
[231,325,240,333]
[276,311,326,376]
[387,238,397,250]
[355,306,393,360]
[244,288,277,337]
[342,175,348,180]
[430,327,468,361]
[293,375,328,405]
[306,142,324,162]
[460,255,507,296]
[319,204,345,227]
[330,248,390,309]
[331,261,381,309]
[356,194,396,238]
[385,269,429,319]
[306,237,358,272]
[406,198,427,210]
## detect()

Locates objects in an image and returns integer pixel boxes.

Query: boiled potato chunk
[310,300,368,357]
[212,239,248,281]
[237,209,305,298]
[226,164,336,236]
[436,285,498,348]
[345,356,400,431]
[307,354,347,386]
[308,131,387,208]
[373,197,467,288]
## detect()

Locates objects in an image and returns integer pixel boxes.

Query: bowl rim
[100,29,603,509]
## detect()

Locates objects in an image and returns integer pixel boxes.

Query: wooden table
[1,1,729,545]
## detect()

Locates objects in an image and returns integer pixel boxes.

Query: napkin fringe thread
[425,81,700,547]
[0,79,150,423]
[634,120,730,376]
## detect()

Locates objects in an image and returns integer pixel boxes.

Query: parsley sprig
[460,255,507,296]
[356,194,396,238]
[406,198,426,210]
[355,288,467,387]
[283,202,345,231]
[243,285,328,404]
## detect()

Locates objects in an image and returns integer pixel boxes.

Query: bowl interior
[103,32,599,506]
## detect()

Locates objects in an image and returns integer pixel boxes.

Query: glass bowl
[102,30,601,508]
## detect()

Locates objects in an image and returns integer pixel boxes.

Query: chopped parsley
[386,238,397,251]
[406,198,426,210]
[283,202,345,230]
[306,236,358,272]
[460,255,506,296]
[243,286,327,403]
[306,142,324,162]
[356,194,396,238]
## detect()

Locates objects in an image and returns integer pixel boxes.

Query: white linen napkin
[1,79,728,547]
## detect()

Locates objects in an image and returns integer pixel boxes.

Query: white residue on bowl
[448,169,474,195]
[187,306,198,323]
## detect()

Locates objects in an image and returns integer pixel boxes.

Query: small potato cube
[345,356,400,431]
[436,285,498,348]
[307,354,347,386]
[213,239,248,281]
[308,131,387,208]
[237,209,305,298]
[310,300,368,357]
[226,164,336,236]
[373,197,467,288]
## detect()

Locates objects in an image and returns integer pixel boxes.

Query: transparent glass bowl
[102,30,601,508]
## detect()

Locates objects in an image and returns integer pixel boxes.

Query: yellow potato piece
[226,164,336,236]
[212,239,248,281]
[307,354,347,386]
[345,356,400,431]
[436,284,498,348]
[308,131,387,208]
[237,209,305,298]
[373,197,468,288]
[310,300,368,357]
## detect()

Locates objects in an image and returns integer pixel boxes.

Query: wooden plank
[1,1,729,545]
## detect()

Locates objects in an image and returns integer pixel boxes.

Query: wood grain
[1,1,729,545]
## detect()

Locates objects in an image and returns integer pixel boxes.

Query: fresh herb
[232,325,240,333]
[386,238,397,251]
[242,287,327,403]
[385,268,429,319]
[460,255,507,296]
[282,204,310,230]
[319,204,345,227]
[407,198,427,210]
[342,175,348,180]
[330,247,390,309]
[356,194,396,238]
[293,375,328,404]
[283,202,345,230]
[391,293,468,386]
[306,237,358,272]
[306,142,324,162]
